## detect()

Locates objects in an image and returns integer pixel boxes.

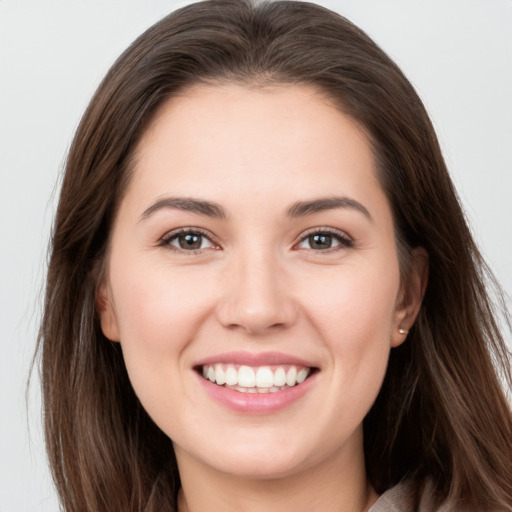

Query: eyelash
[159,227,354,254]
[295,227,354,253]
[160,228,220,254]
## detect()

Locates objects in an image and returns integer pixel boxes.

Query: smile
[194,352,318,413]
[200,364,312,393]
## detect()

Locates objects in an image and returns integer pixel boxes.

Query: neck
[176,435,378,512]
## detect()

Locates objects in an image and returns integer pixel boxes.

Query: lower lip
[197,372,317,414]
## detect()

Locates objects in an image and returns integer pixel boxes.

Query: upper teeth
[202,364,310,389]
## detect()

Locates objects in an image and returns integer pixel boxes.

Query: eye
[296,229,353,251]
[161,228,218,252]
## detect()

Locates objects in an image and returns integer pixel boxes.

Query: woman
[38,0,512,510]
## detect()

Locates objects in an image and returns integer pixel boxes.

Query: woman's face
[99,84,417,480]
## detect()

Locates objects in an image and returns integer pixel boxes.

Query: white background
[1,1,511,510]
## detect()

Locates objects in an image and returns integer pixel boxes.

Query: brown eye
[163,230,216,251]
[308,234,334,250]
[297,230,352,251]
[178,233,203,250]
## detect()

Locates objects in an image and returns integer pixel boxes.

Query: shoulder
[368,480,464,512]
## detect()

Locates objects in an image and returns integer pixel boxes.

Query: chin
[212,451,308,481]
[175,430,314,481]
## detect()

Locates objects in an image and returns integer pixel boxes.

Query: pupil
[310,234,332,249]
[179,234,202,250]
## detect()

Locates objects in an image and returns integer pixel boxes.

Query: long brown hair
[38,1,512,510]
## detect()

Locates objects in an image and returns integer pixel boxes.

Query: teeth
[215,365,226,385]
[286,366,297,387]
[296,368,309,384]
[238,366,255,387]
[255,366,274,387]
[200,363,312,392]
[225,366,238,386]
[274,367,286,387]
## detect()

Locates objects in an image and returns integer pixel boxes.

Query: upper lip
[194,351,317,368]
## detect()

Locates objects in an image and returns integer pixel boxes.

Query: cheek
[300,259,400,384]
[111,261,211,340]
[107,261,219,430]
[107,259,219,390]
[301,262,400,441]
[304,259,399,336]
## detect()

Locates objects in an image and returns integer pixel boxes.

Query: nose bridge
[217,240,296,334]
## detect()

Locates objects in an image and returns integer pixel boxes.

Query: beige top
[369,481,458,512]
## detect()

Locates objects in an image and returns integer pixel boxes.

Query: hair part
[38,1,512,510]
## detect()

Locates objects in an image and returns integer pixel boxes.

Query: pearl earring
[398,328,409,335]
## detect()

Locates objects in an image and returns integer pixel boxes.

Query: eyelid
[158,226,353,253]
[159,227,221,252]
[294,226,354,251]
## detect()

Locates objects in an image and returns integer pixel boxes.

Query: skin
[98,84,426,512]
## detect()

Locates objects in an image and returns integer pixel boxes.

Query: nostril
[215,297,298,335]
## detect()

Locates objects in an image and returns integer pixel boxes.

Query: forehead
[139,83,370,158]
[126,83,384,217]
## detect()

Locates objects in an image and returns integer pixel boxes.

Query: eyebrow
[140,197,227,220]
[140,195,371,222]
[287,196,372,221]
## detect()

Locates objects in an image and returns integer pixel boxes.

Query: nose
[215,249,298,335]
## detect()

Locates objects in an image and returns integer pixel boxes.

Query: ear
[391,247,429,347]
[96,281,120,342]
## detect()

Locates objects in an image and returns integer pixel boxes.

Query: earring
[398,328,409,335]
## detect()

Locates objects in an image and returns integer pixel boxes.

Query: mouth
[195,363,318,394]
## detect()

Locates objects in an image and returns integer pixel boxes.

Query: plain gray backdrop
[1,1,511,510]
